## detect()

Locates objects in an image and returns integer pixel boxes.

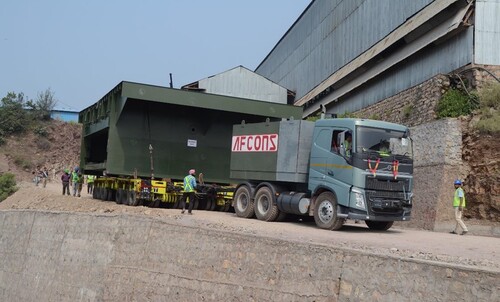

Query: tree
[27,88,58,120]
[0,92,29,135]
[0,173,17,202]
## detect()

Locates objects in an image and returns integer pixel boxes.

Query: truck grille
[365,176,410,192]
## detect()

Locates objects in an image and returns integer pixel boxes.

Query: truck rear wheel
[314,192,345,230]
[365,220,394,231]
[254,186,280,222]
[234,185,254,218]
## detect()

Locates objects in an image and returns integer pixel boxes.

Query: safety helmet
[454,179,462,185]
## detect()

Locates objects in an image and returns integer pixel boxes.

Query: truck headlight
[352,190,366,210]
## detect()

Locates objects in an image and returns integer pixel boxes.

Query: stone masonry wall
[401,119,463,230]
[355,75,450,127]
[0,210,498,302]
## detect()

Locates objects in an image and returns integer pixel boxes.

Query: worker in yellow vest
[181,169,197,214]
[449,179,468,235]
[87,175,95,194]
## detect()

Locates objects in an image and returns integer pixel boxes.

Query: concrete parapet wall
[0,210,497,301]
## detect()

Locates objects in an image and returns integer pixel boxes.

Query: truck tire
[314,192,345,230]
[365,220,394,231]
[254,186,280,221]
[92,187,98,199]
[234,185,254,218]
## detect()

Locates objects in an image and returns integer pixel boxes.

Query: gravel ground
[1,180,499,272]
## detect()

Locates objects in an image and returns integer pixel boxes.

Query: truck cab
[309,118,413,230]
[231,118,413,231]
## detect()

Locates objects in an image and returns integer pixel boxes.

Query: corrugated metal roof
[255,0,437,101]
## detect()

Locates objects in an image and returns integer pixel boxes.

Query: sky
[0,0,310,111]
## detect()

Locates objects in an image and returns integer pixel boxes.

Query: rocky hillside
[462,116,500,222]
[0,119,81,182]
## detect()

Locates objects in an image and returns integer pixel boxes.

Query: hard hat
[189,169,196,175]
[454,179,462,185]
[64,169,69,173]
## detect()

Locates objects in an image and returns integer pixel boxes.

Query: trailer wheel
[314,192,345,230]
[234,185,254,218]
[365,220,394,231]
[254,186,280,221]
[209,197,217,211]
[128,190,138,206]
[107,189,115,201]
[115,189,123,204]
[223,201,231,212]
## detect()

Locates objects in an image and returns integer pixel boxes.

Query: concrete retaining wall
[0,210,497,301]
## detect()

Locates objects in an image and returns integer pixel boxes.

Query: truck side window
[331,130,342,153]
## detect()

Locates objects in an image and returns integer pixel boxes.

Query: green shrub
[436,89,477,118]
[33,126,49,137]
[338,111,358,118]
[474,82,500,134]
[0,173,17,202]
[475,112,500,133]
[13,155,32,170]
[403,105,414,119]
[479,82,500,110]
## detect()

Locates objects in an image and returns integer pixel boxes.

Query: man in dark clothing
[61,169,71,196]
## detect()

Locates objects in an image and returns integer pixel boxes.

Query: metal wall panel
[256,0,434,100]
[474,0,500,65]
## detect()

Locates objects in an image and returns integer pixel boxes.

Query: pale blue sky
[0,1,310,111]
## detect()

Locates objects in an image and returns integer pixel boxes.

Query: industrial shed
[78,81,302,183]
[182,65,295,105]
[255,0,500,118]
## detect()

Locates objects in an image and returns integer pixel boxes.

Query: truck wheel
[254,187,280,221]
[234,185,254,218]
[365,220,394,231]
[92,187,98,199]
[314,192,345,230]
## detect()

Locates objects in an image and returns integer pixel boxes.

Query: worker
[344,132,352,157]
[449,179,468,235]
[71,167,80,196]
[181,169,197,214]
[61,169,71,196]
[87,175,95,194]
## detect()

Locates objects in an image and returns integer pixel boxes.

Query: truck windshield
[356,126,412,158]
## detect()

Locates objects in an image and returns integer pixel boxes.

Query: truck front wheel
[234,185,254,218]
[254,186,280,222]
[365,220,394,231]
[314,192,345,230]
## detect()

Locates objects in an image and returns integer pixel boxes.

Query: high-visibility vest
[71,172,79,182]
[184,175,196,192]
[453,187,466,207]
[87,175,95,183]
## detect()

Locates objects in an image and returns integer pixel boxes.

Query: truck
[81,81,413,231]
[230,118,413,230]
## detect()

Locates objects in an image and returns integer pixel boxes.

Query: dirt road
[1,180,499,272]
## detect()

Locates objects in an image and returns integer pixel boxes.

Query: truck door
[309,127,353,207]
[325,128,353,207]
